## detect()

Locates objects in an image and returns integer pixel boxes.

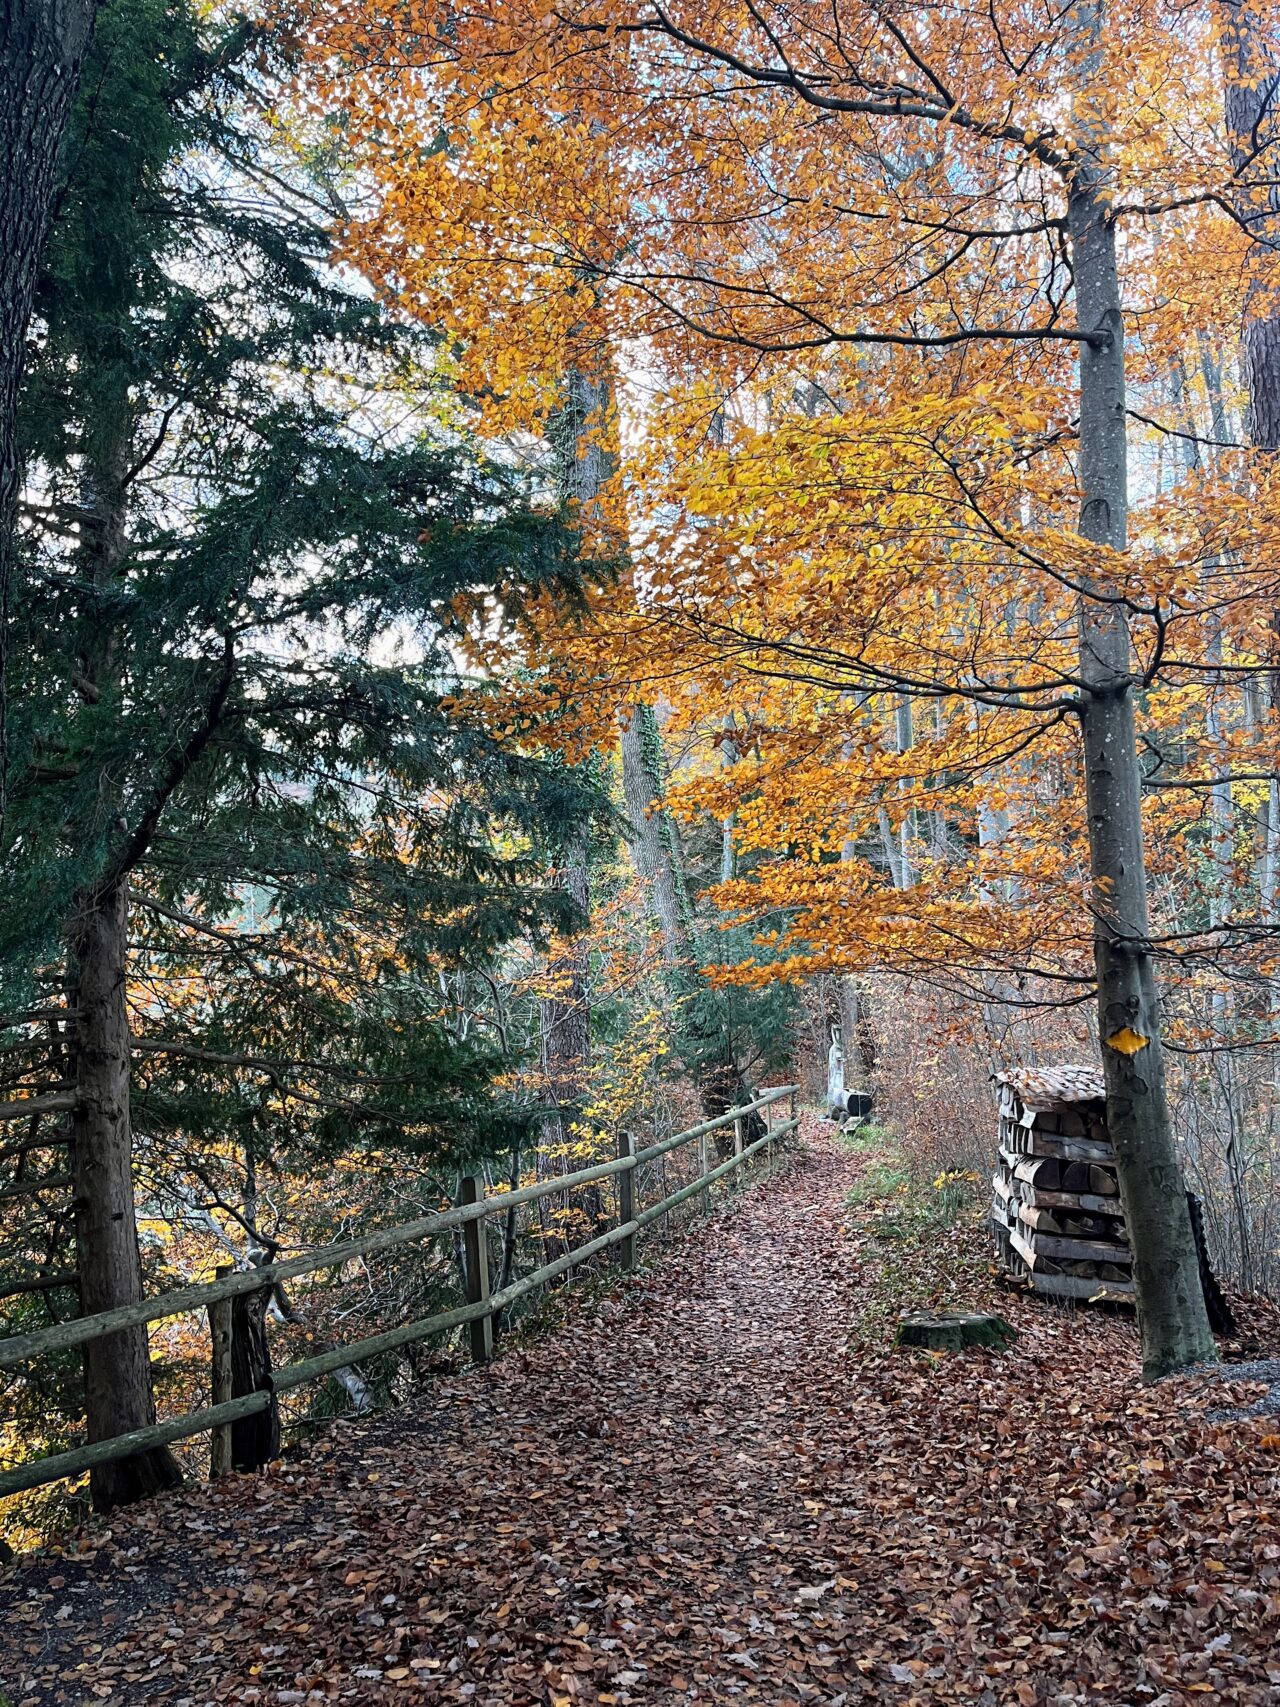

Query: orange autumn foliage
[293,0,1280,1036]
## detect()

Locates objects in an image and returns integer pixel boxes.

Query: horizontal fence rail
[0,1087,800,1500]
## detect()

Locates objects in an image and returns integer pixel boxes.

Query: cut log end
[894,1311,1018,1353]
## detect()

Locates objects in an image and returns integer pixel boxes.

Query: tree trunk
[719,725,737,883]
[538,831,595,1252]
[66,369,181,1505]
[70,878,182,1508]
[837,978,877,1083]
[0,0,99,825]
[894,694,916,884]
[619,702,690,968]
[618,700,763,1135]
[535,335,609,1251]
[1219,1,1280,1018]
[1219,0,1280,451]
[1067,4,1216,1378]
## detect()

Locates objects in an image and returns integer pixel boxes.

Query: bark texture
[0,0,99,822]
[70,880,183,1507]
[618,701,763,1140]
[1219,0,1280,450]
[837,979,877,1084]
[619,703,689,969]
[67,388,181,1505]
[1067,5,1216,1377]
[537,837,597,1252]
[231,1282,280,1471]
[535,337,608,1251]
[1220,0,1280,996]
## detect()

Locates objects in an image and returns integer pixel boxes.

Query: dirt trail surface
[4,1126,1280,1706]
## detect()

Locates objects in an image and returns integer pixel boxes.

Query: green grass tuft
[839,1119,893,1153]
[845,1157,910,1209]
[843,1131,992,1338]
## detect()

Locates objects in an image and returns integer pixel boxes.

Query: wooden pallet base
[1007,1225,1128,1275]
[1026,1270,1135,1301]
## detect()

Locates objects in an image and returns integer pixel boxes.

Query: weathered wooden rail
[0,1087,800,1499]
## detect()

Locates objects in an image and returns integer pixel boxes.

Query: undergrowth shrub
[843,1124,993,1333]
[850,981,1006,1203]
[839,1120,893,1152]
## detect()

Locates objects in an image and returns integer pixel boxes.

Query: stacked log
[991,1066,1134,1301]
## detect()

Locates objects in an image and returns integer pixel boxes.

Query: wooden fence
[0,1086,800,1499]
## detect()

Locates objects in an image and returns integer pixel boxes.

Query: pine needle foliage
[2,0,607,1171]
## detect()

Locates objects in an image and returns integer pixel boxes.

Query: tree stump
[895,1311,1017,1353]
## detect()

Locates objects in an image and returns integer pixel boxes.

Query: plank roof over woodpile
[994,1064,1106,1112]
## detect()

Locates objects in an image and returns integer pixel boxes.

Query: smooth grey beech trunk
[619,703,689,969]
[618,699,762,1139]
[0,0,99,822]
[571,328,764,1136]
[837,978,877,1084]
[1067,1,1216,1378]
[1219,0,1280,452]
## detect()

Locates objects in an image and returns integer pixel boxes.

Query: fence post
[232,1276,281,1471]
[209,1262,233,1478]
[701,1132,711,1211]
[616,1131,636,1270]
[460,1176,493,1365]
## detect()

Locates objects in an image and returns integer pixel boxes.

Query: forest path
[4,1123,1280,1705]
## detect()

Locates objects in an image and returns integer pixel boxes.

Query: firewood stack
[991,1065,1134,1300]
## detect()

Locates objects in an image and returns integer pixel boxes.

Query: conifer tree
[0,0,600,1507]
[0,0,100,825]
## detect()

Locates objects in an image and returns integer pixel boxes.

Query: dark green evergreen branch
[93,631,235,901]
